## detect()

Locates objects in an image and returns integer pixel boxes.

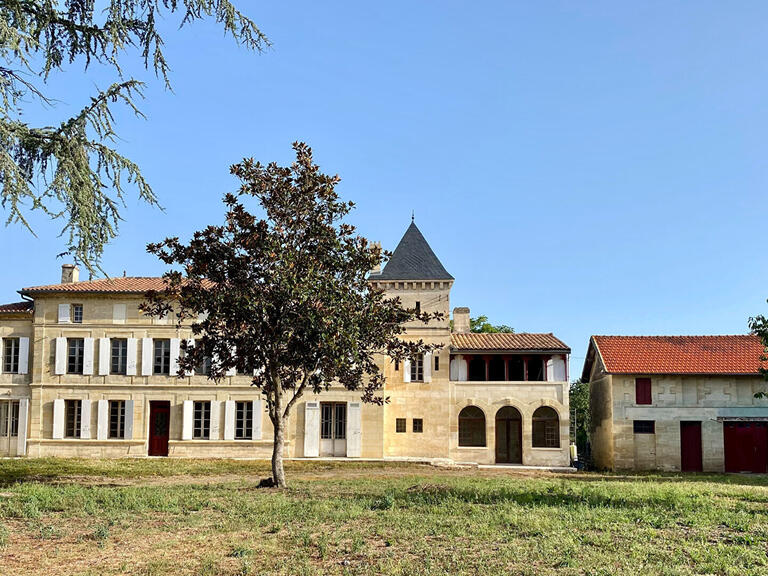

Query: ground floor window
[65,400,81,438]
[235,401,253,440]
[0,401,19,437]
[109,400,126,439]
[458,406,486,446]
[396,418,406,433]
[413,418,423,433]
[532,406,559,447]
[633,420,655,434]
[193,401,211,439]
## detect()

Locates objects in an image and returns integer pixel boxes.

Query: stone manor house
[0,222,571,465]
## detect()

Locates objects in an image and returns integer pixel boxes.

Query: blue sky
[3,1,768,371]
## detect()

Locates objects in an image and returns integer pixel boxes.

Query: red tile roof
[451,332,570,352]
[0,301,33,313]
[20,277,170,295]
[588,335,767,377]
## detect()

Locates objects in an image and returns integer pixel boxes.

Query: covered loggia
[450,353,567,382]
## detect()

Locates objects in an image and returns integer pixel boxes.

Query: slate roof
[0,301,33,313]
[451,332,570,352]
[21,277,169,294]
[374,222,453,281]
[583,335,768,380]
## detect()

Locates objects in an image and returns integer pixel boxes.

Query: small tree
[142,142,440,487]
[470,315,514,334]
[748,311,768,398]
[569,379,590,458]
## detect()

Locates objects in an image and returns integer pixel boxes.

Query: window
[109,400,126,439]
[396,418,406,433]
[635,378,652,405]
[196,356,211,376]
[193,401,211,439]
[72,304,83,324]
[633,420,655,434]
[0,401,19,437]
[532,406,559,448]
[434,355,439,372]
[2,338,20,373]
[394,359,399,371]
[413,418,423,433]
[415,301,421,314]
[235,401,253,440]
[111,339,128,375]
[458,406,486,447]
[410,354,424,382]
[153,339,171,375]
[67,338,84,374]
[65,400,81,438]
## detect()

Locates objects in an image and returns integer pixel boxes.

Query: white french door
[319,403,347,457]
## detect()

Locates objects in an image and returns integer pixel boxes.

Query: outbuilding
[582,335,768,472]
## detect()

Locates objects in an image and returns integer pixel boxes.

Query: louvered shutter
[223,400,236,440]
[16,398,29,456]
[252,398,262,440]
[52,399,65,439]
[83,338,94,375]
[97,400,108,440]
[403,359,411,382]
[80,399,91,439]
[346,402,362,457]
[54,337,67,375]
[423,352,432,383]
[124,400,134,439]
[58,304,70,323]
[170,338,181,376]
[126,338,138,375]
[181,400,193,440]
[17,337,29,375]
[98,338,110,376]
[210,401,221,440]
[141,338,153,376]
[304,402,320,457]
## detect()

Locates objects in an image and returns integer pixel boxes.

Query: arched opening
[468,357,486,381]
[488,357,505,381]
[495,406,522,464]
[532,406,560,448]
[458,406,486,447]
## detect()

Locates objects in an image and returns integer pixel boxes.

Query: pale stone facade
[0,223,571,466]
[584,335,768,472]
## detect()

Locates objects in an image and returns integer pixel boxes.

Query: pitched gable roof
[374,222,453,281]
[582,335,767,380]
[451,332,569,352]
[0,301,33,313]
[20,277,169,295]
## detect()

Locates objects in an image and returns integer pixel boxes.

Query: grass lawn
[0,459,766,575]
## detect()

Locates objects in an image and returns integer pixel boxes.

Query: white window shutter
[252,399,262,440]
[170,338,181,376]
[54,337,67,375]
[182,400,193,440]
[184,339,194,377]
[141,338,153,376]
[450,357,458,381]
[80,399,91,439]
[83,337,95,375]
[113,303,126,324]
[126,338,138,375]
[124,400,134,439]
[423,352,432,383]
[18,337,29,375]
[58,303,70,323]
[223,400,236,440]
[226,346,237,376]
[16,398,29,456]
[403,359,411,382]
[98,338,110,376]
[97,399,108,440]
[346,402,362,457]
[304,401,320,457]
[0,339,3,375]
[210,400,221,440]
[52,398,65,439]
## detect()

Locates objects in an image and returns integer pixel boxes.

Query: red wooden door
[148,401,170,456]
[724,422,768,473]
[680,421,702,472]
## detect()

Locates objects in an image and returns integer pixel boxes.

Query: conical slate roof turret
[376,221,453,281]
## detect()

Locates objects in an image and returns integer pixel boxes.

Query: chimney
[369,241,382,276]
[61,264,79,284]
[453,307,470,333]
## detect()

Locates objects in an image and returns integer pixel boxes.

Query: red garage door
[724,422,768,473]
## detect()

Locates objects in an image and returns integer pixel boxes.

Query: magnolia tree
[141,142,440,487]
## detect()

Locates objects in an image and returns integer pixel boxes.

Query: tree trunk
[272,411,287,488]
